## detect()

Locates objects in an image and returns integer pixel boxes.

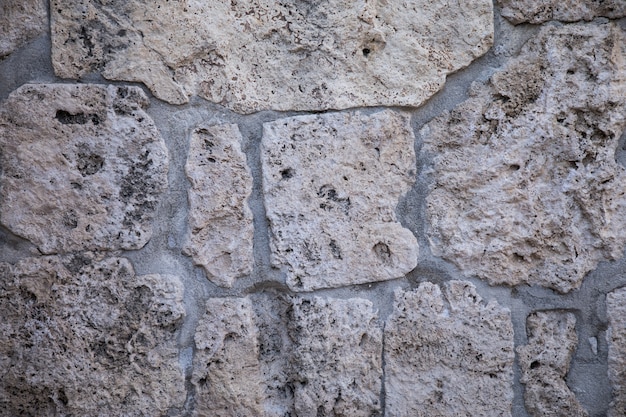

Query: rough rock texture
[384,281,514,417]
[0,84,169,254]
[0,0,47,59]
[607,287,626,417]
[192,297,266,417]
[50,0,493,112]
[517,311,587,417]
[421,22,626,293]
[289,297,383,417]
[498,0,626,24]
[192,295,383,416]
[183,124,254,287]
[262,110,419,291]
[251,293,296,417]
[0,254,186,416]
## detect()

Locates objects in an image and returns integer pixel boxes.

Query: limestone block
[183,124,254,287]
[498,0,625,24]
[607,286,626,416]
[250,293,296,417]
[384,281,514,417]
[0,0,47,59]
[422,22,626,293]
[192,295,383,416]
[192,297,266,417]
[51,0,493,112]
[0,84,169,254]
[517,311,587,417]
[0,254,186,416]
[262,110,418,291]
[289,297,383,417]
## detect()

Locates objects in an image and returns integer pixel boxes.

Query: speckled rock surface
[498,0,625,24]
[517,311,587,417]
[192,295,382,416]
[183,124,254,287]
[289,297,383,417]
[0,254,186,416]
[0,84,169,254]
[192,297,266,417]
[607,287,626,417]
[422,22,626,293]
[384,281,514,417]
[0,0,47,59]
[262,110,418,291]
[50,0,493,112]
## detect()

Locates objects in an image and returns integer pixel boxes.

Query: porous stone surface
[517,311,587,417]
[0,254,186,416]
[0,0,47,59]
[192,295,383,416]
[607,287,626,417]
[422,22,626,293]
[192,297,266,417]
[183,124,254,287]
[50,0,493,112]
[0,84,169,254]
[384,281,514,417]
[289,297,383,417]
[262,110,419,291]
[498,0,625,24]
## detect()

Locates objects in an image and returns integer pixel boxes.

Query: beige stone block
[261,110,418,291]
[422,22,626,292]
[498,0,625,24]
[0,0,47,58]
[192,295,383,416]
[51,0,493,112]
[289,297,383,417]
[384,281,514,417]
[607,287,626,417]
[192,297,266,417]
[0,84,169,254]
[517,311,587,417]
[0,254,186,416]
[183,124,254,287]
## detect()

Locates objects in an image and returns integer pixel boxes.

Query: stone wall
[0,1,625,416]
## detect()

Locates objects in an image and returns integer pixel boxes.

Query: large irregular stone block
[517,311,587,417]
[421,22,626,293]
[0,84,169,254]
[0,0,47,59]
[51,0,493,112]
[607,286,626,417]
[384,281,514,417]
[498,0,625,24]
[0,254,186,416]
[183,124,254,287]
[192,295,383,416]
[192,297,266,417]
[262,110,419,291]
[289,297,383,417]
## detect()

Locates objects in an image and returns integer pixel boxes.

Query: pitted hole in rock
[62,210,79,229]
[281,168,295,179]
[362,48,371,57]
[317,184,351,215]
[56,110,101,125]
[373,242,392,264]
[77,153,105,176]
[329,239,342,259]
[530,360,540,369]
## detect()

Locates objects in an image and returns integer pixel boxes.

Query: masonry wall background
[0,1,625,416]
